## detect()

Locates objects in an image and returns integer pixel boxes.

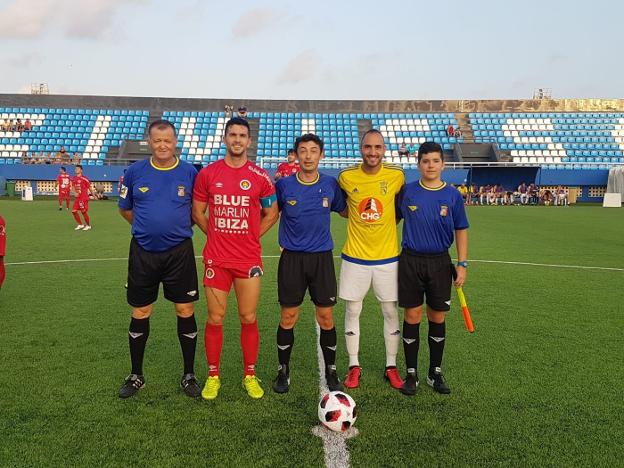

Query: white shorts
[338,259,398,302]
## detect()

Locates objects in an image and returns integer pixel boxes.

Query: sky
[0,0,621,100]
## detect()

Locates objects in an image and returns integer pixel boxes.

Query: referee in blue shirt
[396,141,469,395]
[272,133,347,393]
[117,120,200,399]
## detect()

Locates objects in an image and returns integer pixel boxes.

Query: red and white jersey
[73,175,91,200]
[57,173,71,192]
[193,159,275,265]
[0,216,5,257]
[276,162,300,178]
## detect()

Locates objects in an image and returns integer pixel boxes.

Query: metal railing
[257,156,624,170]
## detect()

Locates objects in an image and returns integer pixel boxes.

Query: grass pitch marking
[312,323,358,468]
[6,256,623,272]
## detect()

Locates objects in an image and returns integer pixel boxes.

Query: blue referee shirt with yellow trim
[118,157,197,252]
[397,180,469,253]
[276,172,346,252]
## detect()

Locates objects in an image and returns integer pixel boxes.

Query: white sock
[344,300,362,367]
[380,301,400,367]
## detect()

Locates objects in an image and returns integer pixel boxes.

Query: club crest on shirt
[139,186,149,193]
[240,179,251,191]
[322,197,329,208]
[177,185,186,197]
[440,205,448,217]
[119,185,128,199]
[287,200,297,206]
[352,187,359,193]
[380,181,388,195]
[408,205,418,212]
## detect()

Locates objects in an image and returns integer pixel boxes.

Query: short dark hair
[224,117,250,136]
[360,128,385,146]
[75,164,83,170]
[294,133,324,153]
[287,148,296,155]
[148,119,177,137]
[60,166,66,172]
[417,141,444,163]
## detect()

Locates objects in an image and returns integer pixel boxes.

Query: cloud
[5,52,43,68]
[0,0,148,39]
[276,49,322,85]
[231,7,279,39]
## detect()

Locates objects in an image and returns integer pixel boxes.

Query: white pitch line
[6,257,128,266]
[5,255,623,272]
[468,259,623,272]
[311,323,357,468]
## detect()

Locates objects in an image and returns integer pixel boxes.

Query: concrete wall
[1,94,623,113]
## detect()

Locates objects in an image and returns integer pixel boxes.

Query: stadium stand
[0,95,622,201]
[0,108,148,165]
[470,112,624,169]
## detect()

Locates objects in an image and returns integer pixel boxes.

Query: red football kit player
[274,149,300,180]
[194,159,275,287]
[192,117,279,400]
[57,167,72,210]
[0,215,5,290]
[72,165,92,230]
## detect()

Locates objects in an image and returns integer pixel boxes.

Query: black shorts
[278,250,337,307]
[398,250,453,311]
[127,237,199,308]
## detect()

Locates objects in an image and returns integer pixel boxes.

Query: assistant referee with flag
[396,141,469,396]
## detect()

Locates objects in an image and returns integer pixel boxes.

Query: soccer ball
[318,391,357,432]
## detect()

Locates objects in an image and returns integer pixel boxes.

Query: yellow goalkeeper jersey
[338,163,405,264]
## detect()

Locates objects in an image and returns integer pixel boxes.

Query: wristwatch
[456,261,469,268]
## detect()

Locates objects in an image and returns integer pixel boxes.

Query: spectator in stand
[16,119,24,132]
[504,189,514,205]
[540,188,553,206]
[495,184,505,205]
[454,128,462,138]
[469,183,478,205]
[55,146,68,162]
[478,185,488,205]
[274,148,300,181]
[517,182,528,205]
[407,143,417,156]
[487,184,497,205]
[224,105,233,119]
[458,183,468,204]
[237,106,248,119]
[8,120,15,131]
[555,185,568,206]
[24,119,32,132]
[398,143,409,158]
[71,153,81,165]
[528,183,538,204]
[1,119,10,131]
[446,124,455,137]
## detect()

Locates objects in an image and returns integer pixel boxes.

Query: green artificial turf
[0,200,622,466]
